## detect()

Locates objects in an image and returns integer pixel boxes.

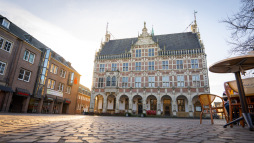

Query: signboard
[46,89,63,97]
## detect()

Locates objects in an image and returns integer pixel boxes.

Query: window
[192,75,200,87]
[47,79,56,89]
[0,37,12,53]
[150,99,157,110]
[191,59,199,69]
[112,76,116,86]
[162,76,169,87]
[60,69,66,78]
[136,49,141,57]
[98,78,104,88]
[18,69,31,82]
[0,37,4,49]
[177,99,185,112]
[112,63,117,71]
[99,64,105,72]
[177,75,184,87]
[122,77,128,88]
[136,62,141,71]
[162,61,168,70]
[58,83,64,92]
[148,61,154,71]
[135,77,141,88]
[148,76,155,87]
[2,19,10,29]
[148,49,154,56]
[106,76,111,86]
[23,50,35,64]
[123,63,128,71]
[176,60,183,69]
[66,86,71,94]
[0,61,6,75]
[50,64,58,74]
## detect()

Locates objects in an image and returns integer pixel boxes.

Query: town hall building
[89,19,209,117]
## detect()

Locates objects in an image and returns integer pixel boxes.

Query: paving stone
[0,114,253,143]
[65,139,83,143]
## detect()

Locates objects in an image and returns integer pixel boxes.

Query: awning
[56,96,63,103]
[45,94,56,101]
[64,98,71,104]
[0,85,13,92]
[16,88,30,97]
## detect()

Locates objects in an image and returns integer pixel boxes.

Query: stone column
[172,96,177,117]
[115,99,119,113]
[188,104,193,117]
[1,92,13,112]
[142,97,146,114]
[89,96,95,112]
[59,102,63,114]
[37,98,43,113]
[21,96,30,113]
[128,98,133,114]
[157,98,161,115]
[102,97,107,113]
[49,101,54,114]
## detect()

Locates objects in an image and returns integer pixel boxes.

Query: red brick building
[0,15,81,114]
[0,15,42,113]
[90,21,209,117]
[76,84,91,114]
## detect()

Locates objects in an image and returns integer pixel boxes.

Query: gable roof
[99,32,201,56]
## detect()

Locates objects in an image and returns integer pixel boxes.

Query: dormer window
[2,19,10,29]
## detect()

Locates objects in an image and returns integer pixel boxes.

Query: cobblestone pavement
[0,114,253,143]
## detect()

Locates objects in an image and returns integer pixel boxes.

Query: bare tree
[223,0,254,55]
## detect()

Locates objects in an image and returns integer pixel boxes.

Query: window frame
[135,62,141,71]
[60,69,66,78]
[98,77,104,88]
[2,19,10,29]
[162,76,169,87]
[162,61,169,70]
[148,76,155,87]
[177,75,184,87]
[191,59,199,69]
[99,64,105,72]
[58,82,64,92]
[18,69,31,82]
[148,48,154,57]
[106,76,111,86]
[111,76,116,86]
[66,86,71,94]
[136,49,141,57]
[0,61,6,75]
[135,77,141,88]
[176,60,183,69]
[112,63,117,71]
[23,50,35,64]
[122,77,128,88]
[192,74,200,87]
[148,61,154,71]
[123,63,128,71]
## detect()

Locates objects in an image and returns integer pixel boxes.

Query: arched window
[106,76,111,86]
[112,76,116,86]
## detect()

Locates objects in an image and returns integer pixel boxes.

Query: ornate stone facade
[90,22,209,117]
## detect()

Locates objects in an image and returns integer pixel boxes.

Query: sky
[0,0,242,96]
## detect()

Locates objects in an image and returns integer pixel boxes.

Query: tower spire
[151,25,154,36]
[105,22,110,42]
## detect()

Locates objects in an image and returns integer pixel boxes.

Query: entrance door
[9,95,24,113]
[138,104,143,114]
[163,99,171,116]
[165,105,170,116]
